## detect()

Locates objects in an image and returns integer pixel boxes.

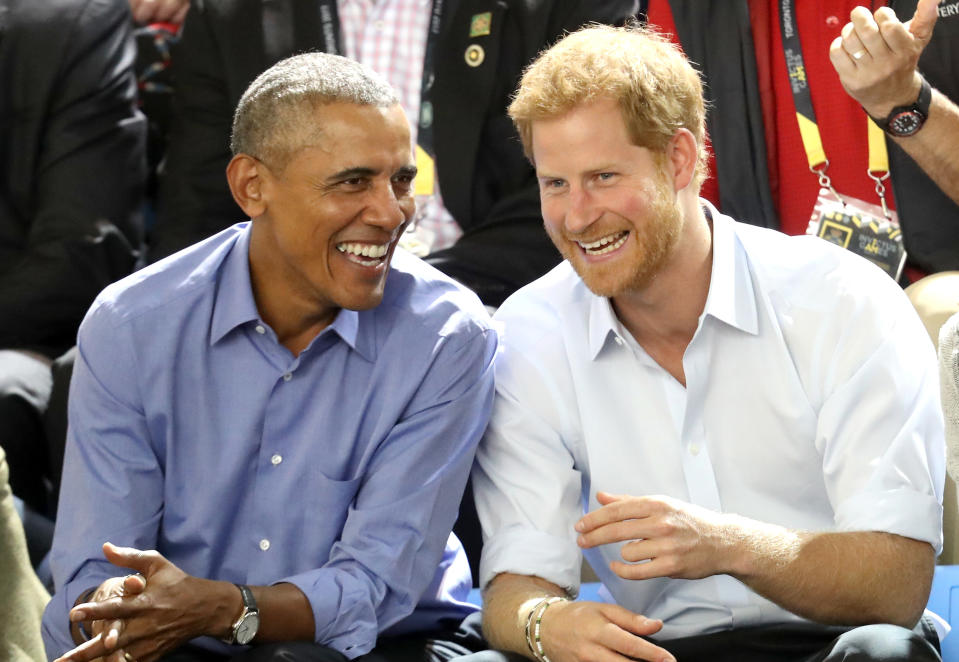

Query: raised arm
[830,1,959,206]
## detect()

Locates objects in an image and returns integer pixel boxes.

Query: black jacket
[0,0,146,357]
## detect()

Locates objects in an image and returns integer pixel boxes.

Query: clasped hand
[56,542,230,662]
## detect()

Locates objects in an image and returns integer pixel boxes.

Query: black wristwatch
[223,584,259,645]
[869,75,932,137]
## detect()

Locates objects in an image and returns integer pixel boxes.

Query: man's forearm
[482,573,568,657]
[724,519,934,628]
[251,582,315,642]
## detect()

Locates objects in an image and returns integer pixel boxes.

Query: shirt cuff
[835,488,944,554]
[480,525,581,594]
[279,568,377,659]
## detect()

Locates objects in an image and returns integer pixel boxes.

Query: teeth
[577,231,628,255]
[336,243,388,259]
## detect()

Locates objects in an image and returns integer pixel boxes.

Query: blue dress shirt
[42,223,497,658]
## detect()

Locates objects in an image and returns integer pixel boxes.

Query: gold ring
[124,653,135,662]
[852,49,866,61]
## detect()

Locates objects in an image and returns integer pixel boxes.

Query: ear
[226,154,270,219]
[666,128,699,192]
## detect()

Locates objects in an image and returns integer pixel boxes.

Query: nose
[564,186,599,235]
[363,180,411,232]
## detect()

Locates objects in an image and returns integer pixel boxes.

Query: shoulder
[380,249,495,344]
[496,260,587,332]
[82,226,243,334]
[492,261,588,373]
[733,220,909,317]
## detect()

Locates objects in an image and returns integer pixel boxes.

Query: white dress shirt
[474,202,945,640]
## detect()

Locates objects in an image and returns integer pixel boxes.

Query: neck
[612,195,713,353]
[248,224,338,356]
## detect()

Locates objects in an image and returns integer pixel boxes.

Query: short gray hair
[231,52,399,169]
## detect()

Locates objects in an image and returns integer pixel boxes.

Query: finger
[54,631,113,662]
[130,0,156,23]
[841,20,869,62]
[577,495,654,534]
[72,596,145,622]
[851,6,891,55]
[103,621,122,649]
[610,557,673,581]
[907,0,939,44]
[122,573,147,595]
[597,609,673,662]
[875,7,917,53]
[829,35,858,74]
[601,604,664,637]
[153,0,184,23]
[103,543,159,577]
[171,3,189,25]
[596,491,623,506]
[578,519,652,548]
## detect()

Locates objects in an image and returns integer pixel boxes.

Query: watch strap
[223,583,258,644]
[870,75,932,136]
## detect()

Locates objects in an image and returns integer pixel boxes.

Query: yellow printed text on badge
[469,12,492,37]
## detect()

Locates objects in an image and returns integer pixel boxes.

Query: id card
[806,188,906,280]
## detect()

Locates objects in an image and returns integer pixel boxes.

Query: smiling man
[42,53,497,662]
[472,25,945,662]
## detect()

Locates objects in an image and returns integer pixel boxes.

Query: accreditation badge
[806,188,906,280]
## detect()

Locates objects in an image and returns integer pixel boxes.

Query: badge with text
[806,189,906,280]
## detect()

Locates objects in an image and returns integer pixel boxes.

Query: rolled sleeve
[474,306,584,593]
[817,291,945,552]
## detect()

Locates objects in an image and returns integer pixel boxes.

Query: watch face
[235,613,260,645]
[888,110,924,136]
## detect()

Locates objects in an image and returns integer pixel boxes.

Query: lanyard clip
[810,161,843,204]
[867,169,892,219]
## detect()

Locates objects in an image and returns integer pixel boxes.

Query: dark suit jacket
[0,0,145,358]
[155,0,636,306]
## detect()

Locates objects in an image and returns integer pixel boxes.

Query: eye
[540,178,567,191]
[596,172,617,182]
[338,177,369,191]
[391,173,415,193]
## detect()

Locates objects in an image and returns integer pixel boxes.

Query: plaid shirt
[340,0,462,252]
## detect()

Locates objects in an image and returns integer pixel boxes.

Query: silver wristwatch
[224,584,259,645]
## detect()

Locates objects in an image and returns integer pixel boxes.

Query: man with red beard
[471,24,945,662]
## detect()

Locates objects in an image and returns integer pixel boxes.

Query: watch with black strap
[223,584,259,645]
[869,75,932,138]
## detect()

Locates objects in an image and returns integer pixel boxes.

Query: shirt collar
[210,224,260,345]
[700,201,759,336]
[208,223,374,360]
[586,200,758,360]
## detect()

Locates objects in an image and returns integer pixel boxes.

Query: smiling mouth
[336,242,390,267]
[576,231,629,256]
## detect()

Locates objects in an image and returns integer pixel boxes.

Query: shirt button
[614,336,625,346]
[255,325,266,334]
[689,443,701,456]
[259,539,271,551]
[271,454,282,466]
[282,373,292,382]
